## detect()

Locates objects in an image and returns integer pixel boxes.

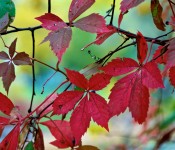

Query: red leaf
[88,93,109,130]
[88,73,111,90]
[0,93,14,115]
[35,13,67,31]
[0,117,9,136]
[9,38,17,58]
[13,52,32,65]
[153,46,168,64]
[70,96,91,144]
[42,26,72,61]
[74,13,108,33]
[95,25,117,45]
[34,127,45,150]
[69,0,95,22]
[141,61,164,88]
[0,51,9,60]
[109,72,149,123]
[165,38,175,70]
[118,12,124,28]
[1,62,16,94]
[66,69,88,89]
[169,66,175,88]
[0,124,20,150]
[169,16,175,28]
[128,73,150,124]
[41,120,76,148]
[151,0,165,31]
[120,0,145,13]
[53,91,83,115]
[136,31,148,64]
[101,58,139,76]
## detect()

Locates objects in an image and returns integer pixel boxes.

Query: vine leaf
[0,38,32,93]
[109,72,149,124]
[151,0,165,31]
[35,13,67,31]
[74,13,108,33]
[169,16,175,28]
[69,0,95,23]
[0,13,9,33]
[169,66,175,88]
[53,69,111,144]
[120,0,145,13]
[136,31,148,64]
[165,38,175,70]
[153,46,168,64]
[41,120,78,149]
[34,127,45,150]
[0,92,14,115]
[42,26,72,61]
[94,25,117,44]
[0,123,20,150]
[101,58,139,76]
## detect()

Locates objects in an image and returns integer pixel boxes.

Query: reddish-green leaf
[9,38,17,58]
[0,124,20,150]
[0,62,8,77]
[88,93,109,130]
[101,58,139,76]
[88,73,111,90]
[0,93,14,115]
[13,52,32,65]
[70,96,91,144]
[41,120,77,148]
[141,61,164,88]
[66,69,88,89]
[169,66,175,88]
[136,31,148,64]
[42,27,72,61]
[69,0,95,22]
[120,0,145,13]
[0,13,9,33]
[74,13,108,33]
[34,127,45,150]
[53,91,83,115]
[151,0,165,31]
[35,13,67,31]
[2,62,15,94]
[0,51,9,60]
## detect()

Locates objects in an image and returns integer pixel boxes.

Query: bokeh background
[0,0,175,149]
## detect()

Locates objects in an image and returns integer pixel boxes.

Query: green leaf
[0,0,15,23]
[151,0,165,31]
[25,142,35,150]
[159,112,175,130]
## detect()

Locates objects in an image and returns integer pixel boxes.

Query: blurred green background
[1,0,175,149]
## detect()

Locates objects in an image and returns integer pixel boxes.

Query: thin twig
[110,0,116,25]
[48,0,51,13]
[28,30,36,113]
